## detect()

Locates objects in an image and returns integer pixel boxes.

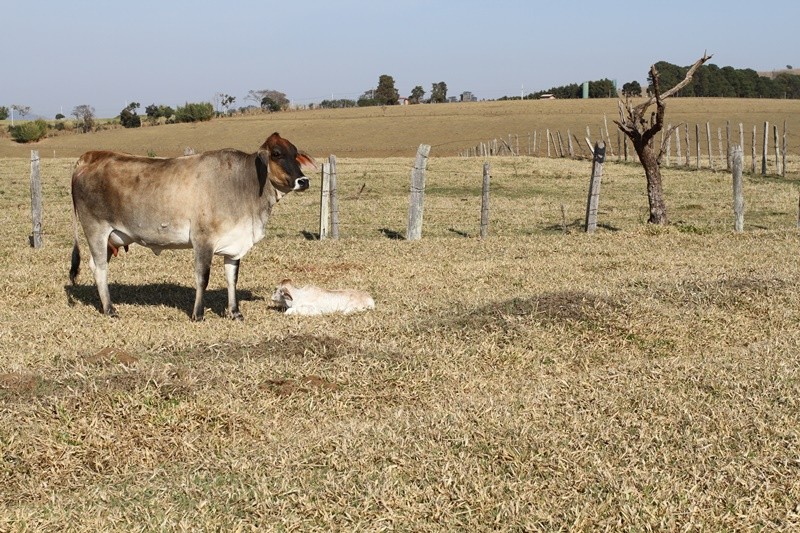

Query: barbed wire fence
[456,118,790,177]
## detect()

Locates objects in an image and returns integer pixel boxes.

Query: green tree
[319,99,356,109]
[621,81,642,97]
[0,106,8,120]
[430,81,448,103]
[409,86,425,104]
[357,89,378,107]
[175,102,214,122]
[145,104,175,124]
[261,96,281,112]
[588,78,616,98]
[246,89,289,110]
[375,74,399,105]
[119,102,141,128]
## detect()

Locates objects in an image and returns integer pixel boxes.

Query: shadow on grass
[379,228,405,240]
[448,228,471,238]
[543,220,621,233]
[65,282,261,319]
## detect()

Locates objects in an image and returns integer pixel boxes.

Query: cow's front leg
[192,246,213,321]
[224,257,243,320]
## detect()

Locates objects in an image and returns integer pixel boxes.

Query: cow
[69,132,313,321]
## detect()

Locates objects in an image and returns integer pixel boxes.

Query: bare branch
[639,52,713,109]
[660,52,713,99]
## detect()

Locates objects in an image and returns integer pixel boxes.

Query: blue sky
[3,0,798,119]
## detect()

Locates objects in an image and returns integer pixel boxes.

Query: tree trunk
[635,142,668,224]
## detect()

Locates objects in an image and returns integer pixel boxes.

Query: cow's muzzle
[294,177,310,191]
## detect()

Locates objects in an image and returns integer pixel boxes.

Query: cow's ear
[282,288,293,301]
[257,149,270,167]
[296,152,317,169]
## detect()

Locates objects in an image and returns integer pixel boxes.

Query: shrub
[10,119,49,143]
[175,102,214,123]
[120,108,141,128]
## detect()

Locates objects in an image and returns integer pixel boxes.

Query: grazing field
[1,138,800,530]
[1,98,800,160]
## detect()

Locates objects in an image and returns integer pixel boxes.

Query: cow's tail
[69,164,82,286]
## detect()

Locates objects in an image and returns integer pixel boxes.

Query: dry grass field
[2,99,800,531]
[2,98,800,160]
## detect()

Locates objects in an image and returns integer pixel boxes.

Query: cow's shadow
[65,282,262,318]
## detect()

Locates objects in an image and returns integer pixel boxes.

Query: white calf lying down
[271,279,375,315]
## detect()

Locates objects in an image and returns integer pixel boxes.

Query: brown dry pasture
[2,99,800,530]
[2,97,800,159]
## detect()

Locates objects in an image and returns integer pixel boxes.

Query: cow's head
[259,132,314,194]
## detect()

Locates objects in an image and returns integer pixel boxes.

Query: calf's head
[259,132,314,193]
[271,278,295,308]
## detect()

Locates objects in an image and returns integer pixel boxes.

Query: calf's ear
[282,288,293,301]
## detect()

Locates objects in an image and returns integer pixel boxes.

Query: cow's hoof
[229,311,244,321]
[105,306,118,318]
[191,313,205,322]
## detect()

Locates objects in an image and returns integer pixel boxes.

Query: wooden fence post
[30,150,43,248]
[695,124,701,169]
[706,122,714,170]
[684,123,691,167]
[329,155,339,239]
[774,124,781,176]
[738,123,744,164]
[674,125,681,165]
[732,145,744,233]
[406,144,431,240]
[623,134,629,162]
[319,162,330,239]
[556,131,565,157]
[546,130,551,158]
[480,162,490,239]
[762,121,769,175]
[665,124,672,166]
[751,125,757,174]
[567,130,574,158]
[726,121,732,171]
[603,115,613,157]
[585,141,605,233]
[782,120,788,178]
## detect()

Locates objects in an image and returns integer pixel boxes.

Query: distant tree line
[647,62,800,98]
[511,79,618,100]
[512,62,800,100]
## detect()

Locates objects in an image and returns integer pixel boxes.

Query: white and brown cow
[69,132,313,320]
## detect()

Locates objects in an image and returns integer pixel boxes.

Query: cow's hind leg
[192,245,214,321]
[87,233,117,317]
[224,257,243,320]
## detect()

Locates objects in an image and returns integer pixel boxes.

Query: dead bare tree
[614,52,712,224]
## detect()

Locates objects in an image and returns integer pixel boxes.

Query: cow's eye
[271,149,282,158]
